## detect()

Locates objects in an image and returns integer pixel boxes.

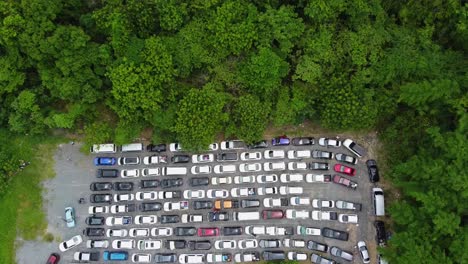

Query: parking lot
[23,136,380,263]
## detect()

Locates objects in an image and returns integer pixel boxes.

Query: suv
[85,216,104,225]
[114,182,134,191]
[217,152,238,162]
[263,251,285,261]
[83,228,105,237]
[366,159,380,182]
[118,157,140,165]
[375,221,387,246]
[188,240,211,250]
[147,144,166,152]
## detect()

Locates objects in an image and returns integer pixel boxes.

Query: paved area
[16,138,379,264]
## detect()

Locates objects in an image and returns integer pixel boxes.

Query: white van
[233,211,260,221]
[90,144,117,153]
[373,188,385,216]
[120,143,144,152]
[162,167,187,176]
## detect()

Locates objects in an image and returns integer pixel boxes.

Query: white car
[209,143,219,151]
[297,226,321,236]
[238,239,258,249]
[220,140,245,150]
[318,137,342,147]
[287,252,308,261]
[211,176,232,185]
[214,240,237,249]
[134,215,157,225]
[231,187,256,197]
[338,213,359,224]
[191,165,211,175]
[88,206,108,214]
[114,193,135,202]
[283,239,306,248]
[137,240,162,250]
[86,240,109,248]
[311,211,338,221]
[112,239,135,249]
[213,164,236,174]
[258,187,278,195]
[265,226,292,236]
[129,228,150,237]
[305,174,331,183]
[106,229,128,237]
[256,174,278,183]
[358,241,371,263]
[106,216,132,226]
[164,201,189,211]
[264,150,285,159]
[169,143,183,152]
[158,191,179,199]
[179,254,205,264]
[239,163,262,172]
[287,162,308,171]
[110,204,134,214]
[192,154,214,163]
[263,162,286,171]
[234,175,256,184]
[59,235,83,252]
[183,190,205,199]
[312,199,335,208]
[280,173,304,183]
[245,226,265,236]
[263,197,288,207]
[335,153,358,164]
[136,191,158,201]
[290,197,310,206]
[143,155,164,165]
[121,169,139,178]
[234,252,260,263]
[343,139,366,157]
[207,189,229,198]
[279,186,303,195]
[150,227,173,237]
[207,253,231,263]
[181,214,203,223]
[286,209,309,219]
[132,253,152,263]
[240,152,262,161]
[141,168,160,177]
[287,150,311,159]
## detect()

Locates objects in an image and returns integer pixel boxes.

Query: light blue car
[65,207,75,228]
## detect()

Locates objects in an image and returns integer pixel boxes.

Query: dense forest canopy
[0,0,466,263]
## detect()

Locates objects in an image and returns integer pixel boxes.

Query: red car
[334,164,356,176]
[46,253,60,264]
[262,210,284,219]
[197,227,220,237]
[333,175,358,189]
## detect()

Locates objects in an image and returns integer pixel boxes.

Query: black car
[223,226,243,236]
[114,182,134,191]
[188,240,211,250]
[309,162,329,170]
[307,240,328,252]
[312,150,333,159]
[189,177,209,187]
[161,178,183,189]
[208,212,230,222]
[175,227,197,236]
[90,182,113,191]
[366,159,380,182]
[147,144,167,152]
[194,201,213,210]
[140,180,160,189]
[140,202,162,212]
[159,191,181,199]
[90,194,112,203]
[216,152,238,162]
[96,169,118,178]
[322,227,349,241]
[165,240,186,250]
[241,199,260,208]
[263,251,285,261]
[375,221,387,246]
[171,155,190,163]
[259,239,281,248]
[292,137,315,146]
[161,215,180,224]
[248,140,268,149]
[85,216,105,225]
[154,253,177,263]
[83,227,105,237]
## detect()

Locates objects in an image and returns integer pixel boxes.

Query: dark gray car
[155,253,176,263]
[330,246,354,262]
[263,251,285,261]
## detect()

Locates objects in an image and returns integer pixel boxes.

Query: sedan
[322,227,349,241]
[239,163,262,172]
[192,154,214,163]
[312,199,335,208]
[207,189,229,199]
[256,174,278,183]
[121,169,139,178]
[211,176,232,185]
[105,216,132,226]
[238,239,258,249]
[114,181,133,191]
[118,156,140,165]
[132,253,152,263]
[271,136,290,146]
[292,137,315,146]
[169,143,183,152]
[172,155,190,163]
[215,240,236,249]
[332,175,358,189]
[184,190,205,199]
[283,239,305,248]
[279,186,303,195]
[147,143,166,152]
[280,173,303,183]
[263,198,288,208]
[330,246,354,262]
[287,162,308,171]
[286,209,309,219]
[287,252,308,261]
[338,214,358,224]
[234,175,256,184]
[297,226,321,236]
[240,152,262,161]
[59,235,83,252]
[190,177,210,187]
[309,162,329,170]
[191,165,211,175]
[213,164,236,174]
[46,253,60,264]
[366,159,380,182]
[287,150,311,159]
[307,240,328,252]
[231,188,256,197]
[311,254,335,264]
[175,227,197,236]
[234,252,260,263]
[158,191,181,199]
[193,201,213,210]
[223,226,242,236]
[263,162,286,171]
[220,140,245,150]
[257,187,278,195]
[136,191,157,201]
[140,202,162,212]
[90,194,112,203]
[259,239,281,248]
[106,229,128,237]
[114,193,135,202]
[335,153,357,164]
[198,228,220,237]
[88,206,109,214]
[140,180,160,189]
[94,157,116,166]
[161,178,183,189]
[86,216,104,225]
[241,199,260,208]
[143,155,165,165]
[264,150,285,159]
[112,239,135,249]
[135,215,157,225]
[188,240,212,250]
[358,241,370,263]
[151,227,173,237]
[262,210,284,219]
[110,204,136,214]
[160,215,180,224]
[207,253,232,263]
[334,164,356,176]
[129,228,150,237]
[84,229,104,237]
[154,254,177,263]
[141,168,160,177]
[290,197,310,206]
[312,150,334,159]
[318,137,341,147]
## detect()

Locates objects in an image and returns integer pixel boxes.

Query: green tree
[8,91,45,135]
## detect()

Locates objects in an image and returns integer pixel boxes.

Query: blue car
[65,207,75,228]
[103,251,128,261]
[94,157,116,166]
[271,136,290,146]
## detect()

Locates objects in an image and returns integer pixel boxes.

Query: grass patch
[0,134,63,264]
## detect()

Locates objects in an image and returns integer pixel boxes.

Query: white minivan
[162,167,188,176]
[233,211,260,221]
[91,144,117,153]
[373,188,385,216]
[120,143,144,152]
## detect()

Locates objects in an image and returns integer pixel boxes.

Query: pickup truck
[74,252,100,261]
[266,226,294,236]
[143,155,167,165]
[164,201,189,212]
[311,211,338,221]
[214,200,239,210]
[305,174,331,183]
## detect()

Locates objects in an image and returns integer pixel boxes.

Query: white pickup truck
[305,174,331,183]
[143,155,167,165]
[163,201,189,212]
